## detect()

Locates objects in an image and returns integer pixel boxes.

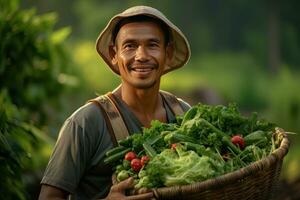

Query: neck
[113,83,166,127]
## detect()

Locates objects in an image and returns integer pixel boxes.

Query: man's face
[111,21,171,89]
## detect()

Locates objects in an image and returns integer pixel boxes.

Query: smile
[130,65,157,77]
[132,67,154,72]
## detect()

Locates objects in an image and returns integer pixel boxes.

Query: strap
[160,90,185,116]
[88,90,183,146]
[88,93,129,146]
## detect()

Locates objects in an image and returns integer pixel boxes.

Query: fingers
[126,192,154,200]
[111,174,118,185]
[137,188,152,194]
[127,187,151,196]
[111,177,135,192]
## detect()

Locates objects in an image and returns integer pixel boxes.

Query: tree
[0,0,74,198]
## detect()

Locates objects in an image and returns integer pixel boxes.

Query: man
[39,5,191,200]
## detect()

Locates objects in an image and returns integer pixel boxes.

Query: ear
[165,42,174,66]
[109,45,118,66]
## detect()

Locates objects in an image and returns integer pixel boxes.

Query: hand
[105,177,154,200]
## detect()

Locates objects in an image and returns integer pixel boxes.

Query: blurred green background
[1,0,300,199]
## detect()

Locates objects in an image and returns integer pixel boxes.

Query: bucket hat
[96,5,191,75]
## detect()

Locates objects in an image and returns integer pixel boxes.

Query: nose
[135,46,149,62]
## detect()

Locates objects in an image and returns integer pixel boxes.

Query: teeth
[133,68,152,72]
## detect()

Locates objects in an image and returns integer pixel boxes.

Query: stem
[199,118,242,154]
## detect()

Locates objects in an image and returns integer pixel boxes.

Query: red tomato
[171,143,177,150]
[124,151,137,161]
[141,155,150,166]
[131,158,142,172]
[231,135,245,149]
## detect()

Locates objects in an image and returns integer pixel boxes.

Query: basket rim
[153,127,290,196]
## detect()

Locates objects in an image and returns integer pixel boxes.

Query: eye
[123,43,136,50]
[149,42,159,48]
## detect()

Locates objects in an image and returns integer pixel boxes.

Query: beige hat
[96,5,191,75]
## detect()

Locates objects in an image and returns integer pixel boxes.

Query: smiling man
[39,6,191,200]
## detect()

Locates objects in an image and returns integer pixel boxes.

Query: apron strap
[88,92,129,146]
[160,90,185,116]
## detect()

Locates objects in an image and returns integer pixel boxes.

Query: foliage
[0,0,75,198]
[0,0,75,126]
[71,41,120,94]
[21,0,300,70]
[0,91,40,200]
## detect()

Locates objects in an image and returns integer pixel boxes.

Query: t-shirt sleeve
[41,103,106,194]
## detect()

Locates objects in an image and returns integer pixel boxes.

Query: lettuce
[136,145,225,188]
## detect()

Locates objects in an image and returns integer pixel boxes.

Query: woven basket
[151,128,289,200]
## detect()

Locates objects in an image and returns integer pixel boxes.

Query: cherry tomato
[131,158,142,172]
[141,155,150,166]
[231,135,245,149]
[171,143,177,150]
[124,151,136,161]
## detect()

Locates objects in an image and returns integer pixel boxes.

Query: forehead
[115,22,165,43]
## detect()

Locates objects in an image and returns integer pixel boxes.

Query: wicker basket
[151,128,290,200]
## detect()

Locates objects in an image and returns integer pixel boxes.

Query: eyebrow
[148,38,161,43]
[120,38,162,46]
[121,39,136,45]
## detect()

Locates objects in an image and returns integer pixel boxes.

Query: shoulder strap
[88,91,183,145]
[88,92,129,146]
[160,90,185,116]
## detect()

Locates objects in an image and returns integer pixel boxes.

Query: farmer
[39,5,191,200]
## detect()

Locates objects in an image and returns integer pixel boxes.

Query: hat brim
[96,6,191,75]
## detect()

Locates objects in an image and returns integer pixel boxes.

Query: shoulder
[160,90,191,112]
[57,100,108,144]
[68,100,105,128]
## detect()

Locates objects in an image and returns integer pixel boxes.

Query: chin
[133,80,157,89]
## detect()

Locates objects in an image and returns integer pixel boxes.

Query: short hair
[112,15,171,46]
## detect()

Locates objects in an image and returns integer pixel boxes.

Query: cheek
[153,50,166,64]
[119,52,134,64]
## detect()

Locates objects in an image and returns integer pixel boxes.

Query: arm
[38,184,69,200]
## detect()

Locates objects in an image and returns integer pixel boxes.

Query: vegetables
[106,103,279,189]
[131,158,143,172]
[136,145,225,188]
[141,156,150,166]
[105,146,127,157]
[117,170,129,182]
[244,130,270,147]
[104,148,131,164]
[171,143,177,150]
[164,132,195,144]
[143,143,157,158]
[124,151,137,161]
[231,135,245,149]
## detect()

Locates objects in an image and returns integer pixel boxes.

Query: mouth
[131,67,155,72]
[130,65,157,76]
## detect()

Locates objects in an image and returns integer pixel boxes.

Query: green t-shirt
[41,93,190,199]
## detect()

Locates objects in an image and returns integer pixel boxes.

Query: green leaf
[50,27,71,44]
